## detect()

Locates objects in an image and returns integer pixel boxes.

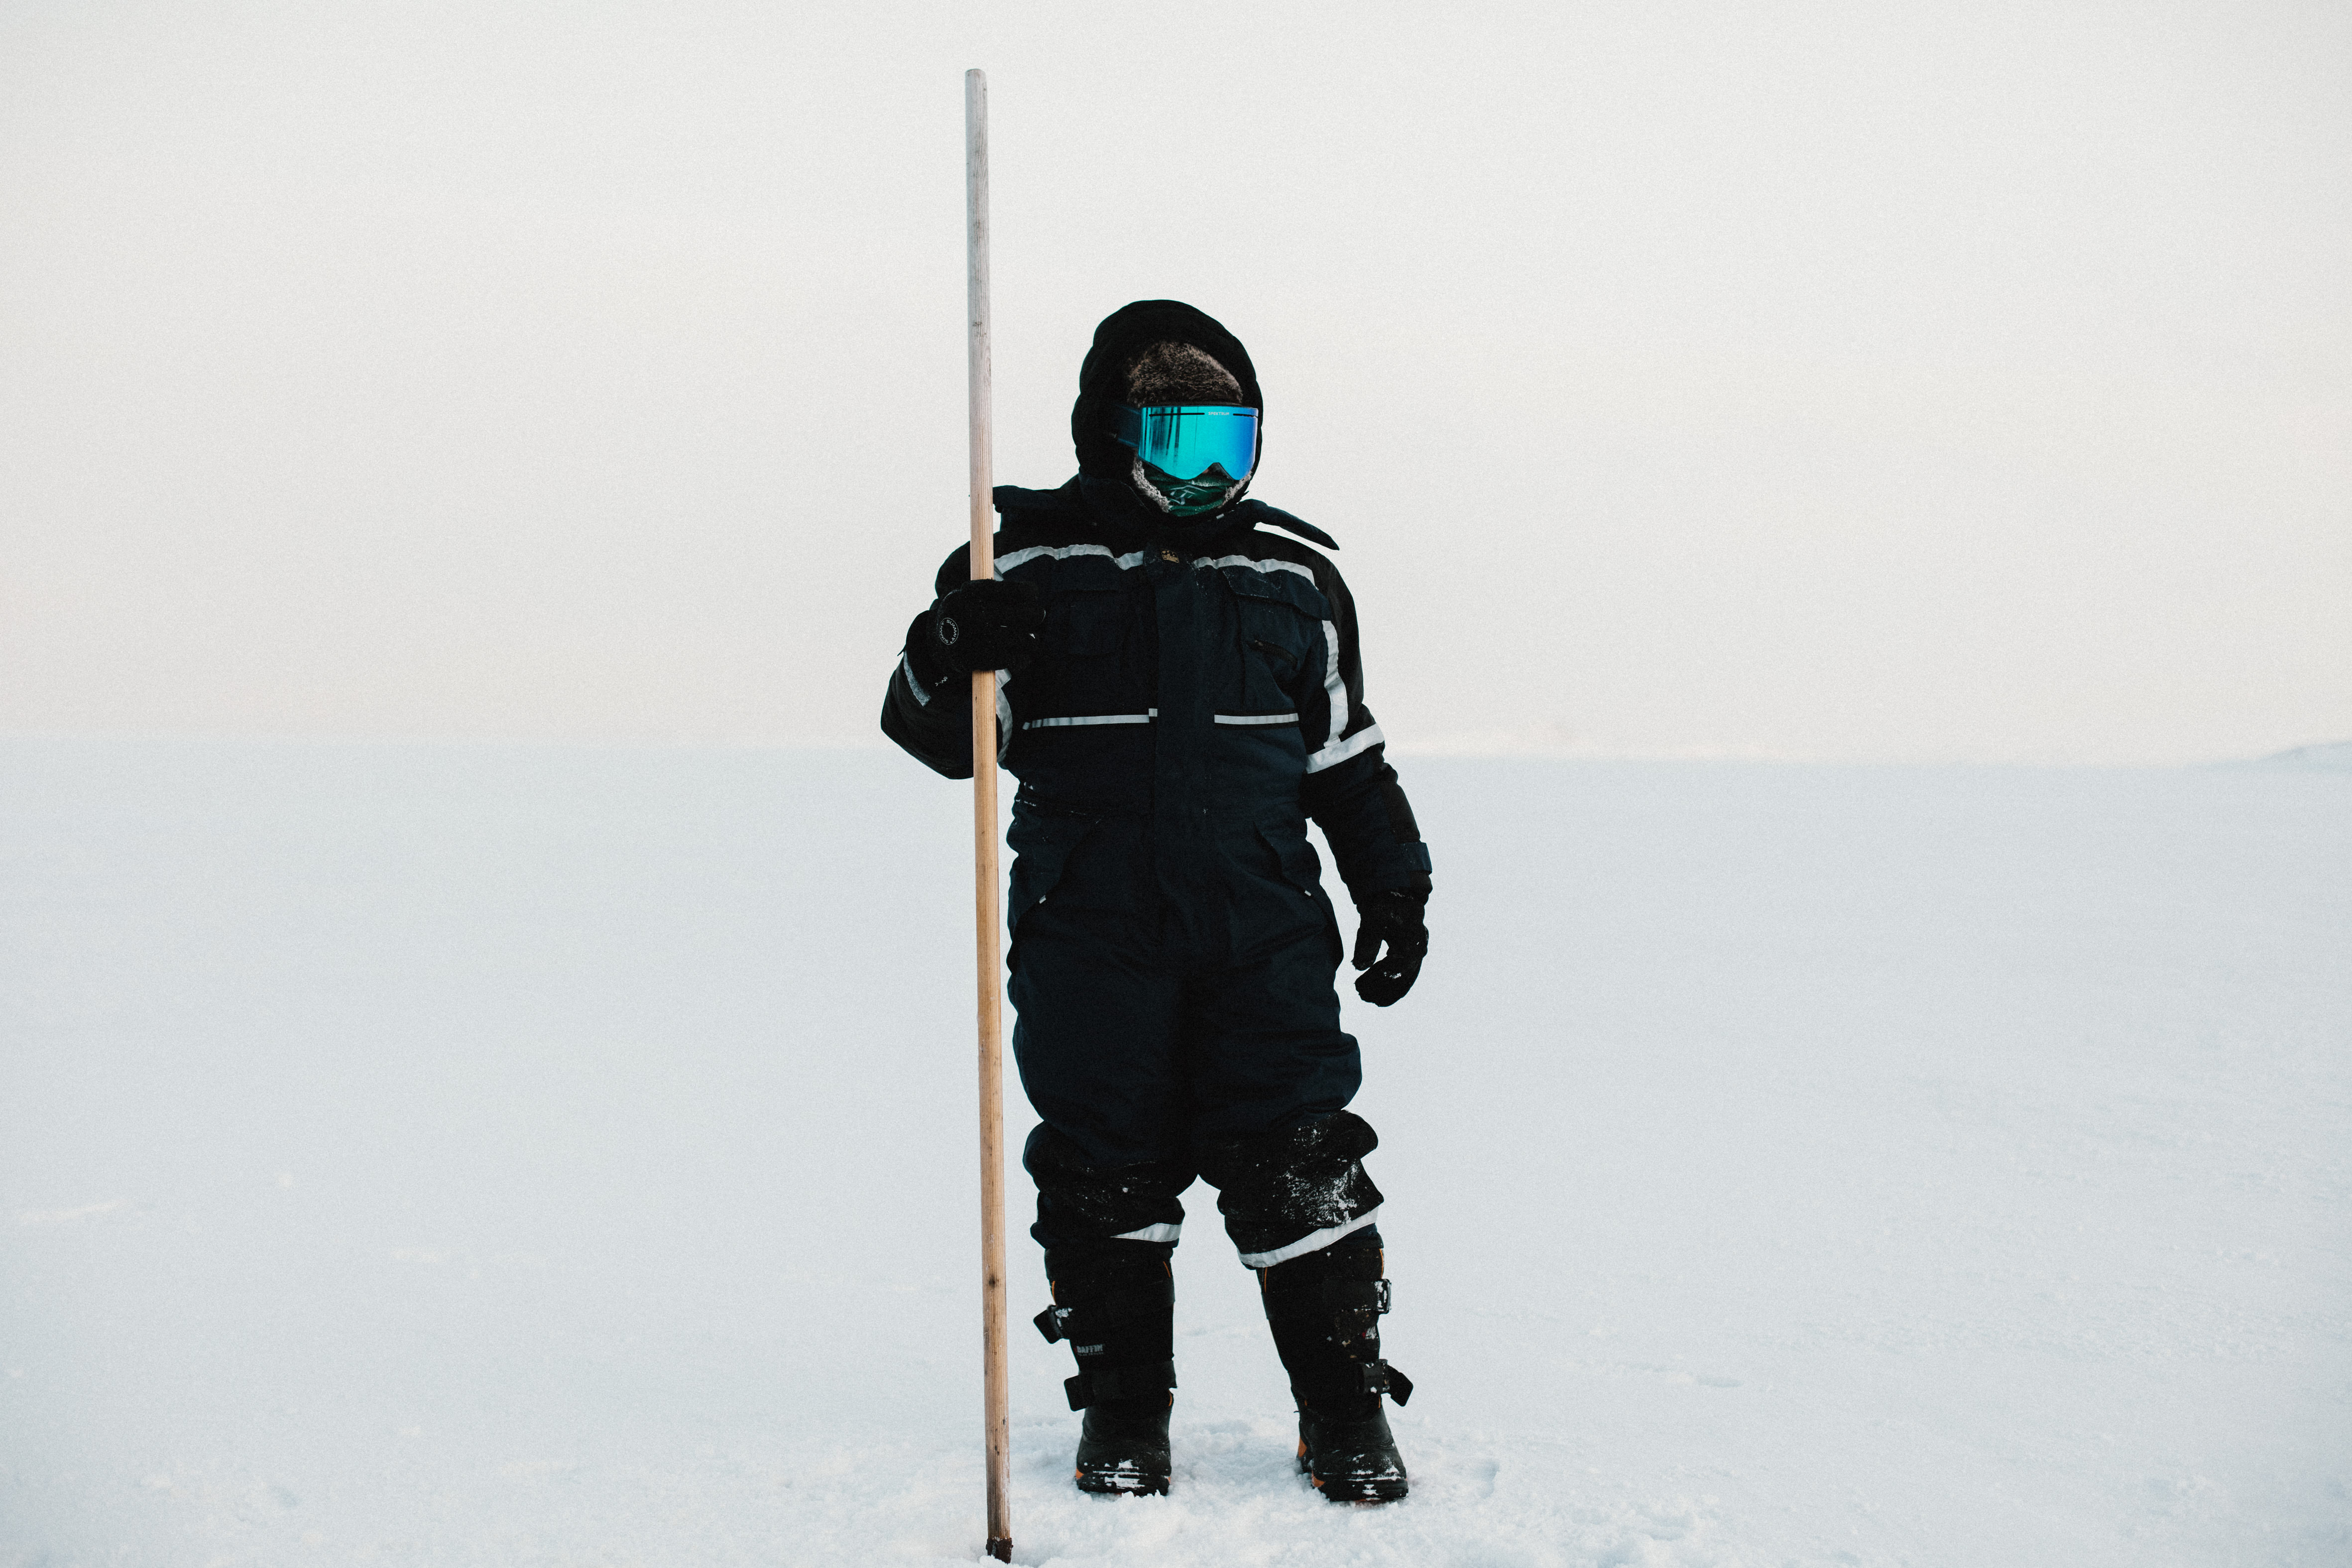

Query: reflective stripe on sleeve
[1213,712,1299,726]
[1114,1222,1182,1244]
[1303,618,1379,773]
[1319,621,1348,734]
[1305,722,1385,773]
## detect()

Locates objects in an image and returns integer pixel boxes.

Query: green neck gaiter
[1136,459,1243,518]
[1157,475,1240,516]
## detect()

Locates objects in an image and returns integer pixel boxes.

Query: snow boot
[1035,1248,1176,1496]
[1259,1233,1411,1503]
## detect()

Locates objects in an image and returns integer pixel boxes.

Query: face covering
[1109,403,1258,517]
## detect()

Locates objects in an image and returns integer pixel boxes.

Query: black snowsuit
[882,302,1430,1273]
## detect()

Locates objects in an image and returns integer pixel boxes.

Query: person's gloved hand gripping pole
[905,579,1045,682]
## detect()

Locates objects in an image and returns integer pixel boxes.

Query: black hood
[1071,299,1262,533]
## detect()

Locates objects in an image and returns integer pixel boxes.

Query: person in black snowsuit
[882,301,1431,1502]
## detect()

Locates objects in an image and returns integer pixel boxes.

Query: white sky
[2,0,2346,763]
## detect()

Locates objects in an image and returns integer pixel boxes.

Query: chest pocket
[1046,587,1128,659]
[1220,565,1329,710]
[1033,552,1136,661]
[1017,556,1146,725]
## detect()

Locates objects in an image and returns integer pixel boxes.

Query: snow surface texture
[2,738,2346,1568]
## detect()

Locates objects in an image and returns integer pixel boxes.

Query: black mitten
[909,580,1044,680]
[1350,887,1428,1007]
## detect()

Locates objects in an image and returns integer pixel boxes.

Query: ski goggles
[1109,402,1259,483]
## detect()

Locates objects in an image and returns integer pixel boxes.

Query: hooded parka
[881,301,1429,1270]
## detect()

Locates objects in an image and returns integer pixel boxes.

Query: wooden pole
[965,66,1014,1567]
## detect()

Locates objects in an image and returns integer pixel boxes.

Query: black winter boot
[1035,1247,1176,1496]
[1259,1233,1411,1503]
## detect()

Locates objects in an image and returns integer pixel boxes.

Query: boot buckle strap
[1262,1277,1392,1324]
[1321,1278,1390,1314]
[1360,1359,1414,1406]
[1035,1276,1176,1344]
[1064,1359,1178,1411]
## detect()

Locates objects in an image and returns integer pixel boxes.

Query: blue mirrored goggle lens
[1111,403,1259,483]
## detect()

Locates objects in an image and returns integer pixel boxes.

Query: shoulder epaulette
[1229,500,1338,550]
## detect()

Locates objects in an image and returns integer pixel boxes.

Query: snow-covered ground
[3,737,2346,1567]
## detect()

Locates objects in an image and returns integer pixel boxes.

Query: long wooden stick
[964,65,1013,1568]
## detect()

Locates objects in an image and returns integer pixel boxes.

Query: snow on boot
[1035,1251,1176,1496]
[1259,1233,1412,1503]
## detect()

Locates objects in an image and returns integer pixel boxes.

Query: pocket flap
[1216,563,1332,622]
[1255,820,1325,894]
[1007,807,1100,927]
